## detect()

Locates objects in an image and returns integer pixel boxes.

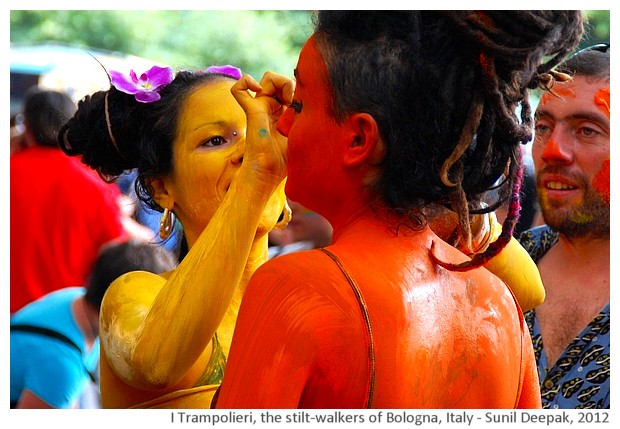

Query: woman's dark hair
[58,70,237,212]
[22,88,76,147]
[84,240,177,310]
[313,10,583,269]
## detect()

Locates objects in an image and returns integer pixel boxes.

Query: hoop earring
[159,208,174,239]
[273,201,292,230]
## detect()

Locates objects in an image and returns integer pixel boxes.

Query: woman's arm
[99,73,295,390]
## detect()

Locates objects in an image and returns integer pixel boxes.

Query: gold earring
[273,201,292,230]
[159,208,174,239]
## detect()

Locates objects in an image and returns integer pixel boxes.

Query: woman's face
[164,79,287,244]
[276,36,351,214]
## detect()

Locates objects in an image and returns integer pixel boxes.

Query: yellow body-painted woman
[60,68,294,408]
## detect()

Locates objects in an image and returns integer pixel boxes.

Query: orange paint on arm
[593,158,610,204]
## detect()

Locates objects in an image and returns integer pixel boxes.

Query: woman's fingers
[230,74,262,113]
[257,71,296,107]
[231,71,296,120]
[230,73,288,181]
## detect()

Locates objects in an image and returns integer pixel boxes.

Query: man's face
[532,75,610,238]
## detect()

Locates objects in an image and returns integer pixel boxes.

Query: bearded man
[519,43,610,409]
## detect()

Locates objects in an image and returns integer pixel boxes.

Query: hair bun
[59,90,135,177]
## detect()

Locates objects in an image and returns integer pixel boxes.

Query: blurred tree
[10,10,314,78]
[580,10,611,48]
[10,11,134,53]
[10,10,609,76]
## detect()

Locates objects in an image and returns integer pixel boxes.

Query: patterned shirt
[519,226,610,409]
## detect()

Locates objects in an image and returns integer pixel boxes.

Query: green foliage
[11,10,609,77]
[10,11,134,52]
[10,10,314,78]
[581,10,611,47]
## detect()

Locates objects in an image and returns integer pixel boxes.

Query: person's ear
[148,177,174,211]
[342,113,384,167]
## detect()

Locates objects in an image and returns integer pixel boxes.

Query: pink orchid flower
[109,65,174,103]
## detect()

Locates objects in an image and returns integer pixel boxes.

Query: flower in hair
[109,65,174,103]
[205,65,242,80]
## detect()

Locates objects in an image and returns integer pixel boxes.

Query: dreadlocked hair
[434,11,583,270]
[314,10,583,270]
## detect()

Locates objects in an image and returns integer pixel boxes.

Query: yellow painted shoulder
[100,271,167,383]
[481,214,545,312]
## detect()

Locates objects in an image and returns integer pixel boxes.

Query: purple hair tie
[205,65,242,80]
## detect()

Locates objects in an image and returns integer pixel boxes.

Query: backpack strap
[11,324,96,382]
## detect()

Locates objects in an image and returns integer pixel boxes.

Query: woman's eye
[203,136,226,147]
[290,100,303,113]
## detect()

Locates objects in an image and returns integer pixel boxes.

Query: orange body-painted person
[216,11,584,408]
[59,66,294,408]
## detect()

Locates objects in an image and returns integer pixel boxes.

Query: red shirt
[10,146,126,313]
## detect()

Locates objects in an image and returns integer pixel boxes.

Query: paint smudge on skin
[593,158,610,204]
[594,88,610,118]
[540,87,576,105]
[258,128,269,138]
[570,211,594,224]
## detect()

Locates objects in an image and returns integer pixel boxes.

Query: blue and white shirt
[519,226,610,409]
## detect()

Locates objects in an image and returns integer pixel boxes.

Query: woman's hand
[231,72,295,188]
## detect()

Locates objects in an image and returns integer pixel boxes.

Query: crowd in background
[9,10,609,411]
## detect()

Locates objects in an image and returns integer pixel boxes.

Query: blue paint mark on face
[258,128,269,138]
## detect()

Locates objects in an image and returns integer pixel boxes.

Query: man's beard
[538,174,610,239]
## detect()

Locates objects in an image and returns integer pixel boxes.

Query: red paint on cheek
[594,88,610,118]
[276,107,294,136]
[592,158,610,204]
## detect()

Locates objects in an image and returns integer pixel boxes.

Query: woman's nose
[231,139,245,165]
